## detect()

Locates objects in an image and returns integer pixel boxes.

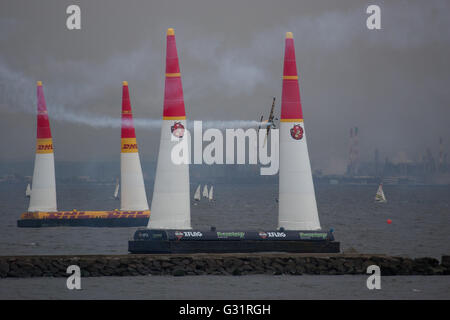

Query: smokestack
[347,128,354,175]
[28,81,57,212]
[278,32,321,231]
[353,126,359,175]
[147,28,191,229]
[120,81,149,211]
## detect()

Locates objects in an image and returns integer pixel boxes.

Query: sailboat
[25,184,32,198]
[375,183,387,203]
[113,179,120,200]
[208,185,214,202]
[202,185,209,198]
[194,184,201,201]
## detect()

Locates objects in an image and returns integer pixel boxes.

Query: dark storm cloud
[0,0,449,172]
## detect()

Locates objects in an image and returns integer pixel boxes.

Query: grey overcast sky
[0,0,449,173]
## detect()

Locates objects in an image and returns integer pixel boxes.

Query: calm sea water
[1,275,449,300]
[0,183,449,258]
[0,182,449,299]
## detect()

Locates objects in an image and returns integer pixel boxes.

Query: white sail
[194,184,201,201]
[202,185,209,198]
[375,183,387,202]
[25,184,32,197]
[114,180,120,199]
[208,185,214,201]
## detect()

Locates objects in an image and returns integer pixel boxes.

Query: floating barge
[128,229,340,254]
[20,82,150,228]
[17,210,150,227]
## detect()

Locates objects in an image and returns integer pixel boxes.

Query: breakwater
[0,253,449,278]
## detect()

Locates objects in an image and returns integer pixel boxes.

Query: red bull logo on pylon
[290,124,304,140]
[171,121,185,138]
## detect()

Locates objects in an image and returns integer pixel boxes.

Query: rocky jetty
[0,253,449,278]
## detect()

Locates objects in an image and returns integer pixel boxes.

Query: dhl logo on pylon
[121,81,139,153]
[121,139,138,152]
[36,81,54,153]
[36,138,54,153]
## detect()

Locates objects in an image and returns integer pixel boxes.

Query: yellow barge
[17,210,150,227]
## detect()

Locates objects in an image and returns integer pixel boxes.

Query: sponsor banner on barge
[133,229,333,242]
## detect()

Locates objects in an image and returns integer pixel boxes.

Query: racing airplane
[258,97,278,147]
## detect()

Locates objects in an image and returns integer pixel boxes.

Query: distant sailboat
[208,185,214,202]
[194,184,201,201]
[25,184,31,198]
[375,183,387,203]
[114,179,120,200]
[202,185,209,198]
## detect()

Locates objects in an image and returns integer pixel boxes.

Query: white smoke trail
[0,58,268,130]
[46,112,267,130]
[198,120,269,129]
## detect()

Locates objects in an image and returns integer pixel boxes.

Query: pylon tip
[167,28,175,36]
[286,32,293,39]
[122,81,128,86]
[37,81,42,86]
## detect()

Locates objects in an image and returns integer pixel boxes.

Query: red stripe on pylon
[121,82,137,139]
[36,82,52,139]
[163,28,186,118]
[281,34,303,120]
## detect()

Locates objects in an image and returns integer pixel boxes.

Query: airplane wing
[262,97,277,148]
[268,97,275,122]
[266,97,276,135]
